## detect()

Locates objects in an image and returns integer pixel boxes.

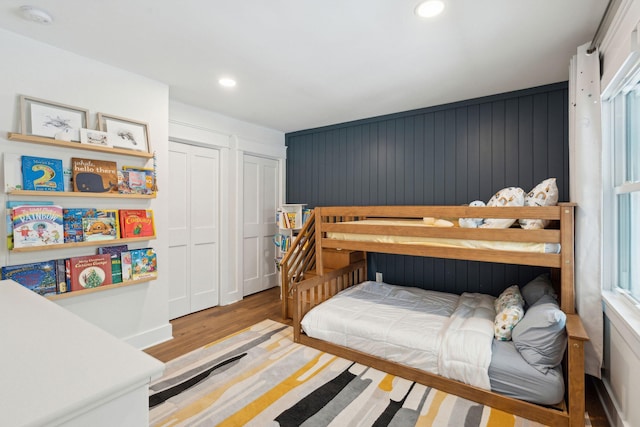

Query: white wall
[598,1,640,426]
[0,28,172,349]
[168,101,286,305]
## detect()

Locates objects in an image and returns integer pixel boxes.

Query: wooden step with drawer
[322,248,365,269]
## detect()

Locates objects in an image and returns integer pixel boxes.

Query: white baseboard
[124,322,173,350]
[597,377,631,427]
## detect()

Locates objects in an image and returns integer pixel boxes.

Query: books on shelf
[97,244,128,284]
[1,260,58,296]
[21,155,65,192]
[67,254,113,292]
[63,209,121,243]
[71,157,118,193]
[82,209,120,241]
[1,245,156,297]
[12,205,64,248]
[119,209,155,238]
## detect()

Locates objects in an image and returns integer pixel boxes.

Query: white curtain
[568,42,604,378]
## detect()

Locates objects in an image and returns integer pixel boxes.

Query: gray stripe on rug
[150,324,287,393]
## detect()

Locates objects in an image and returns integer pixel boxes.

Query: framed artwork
[20,95,89,142]
[80,128,112,147]
[97,113,150,153]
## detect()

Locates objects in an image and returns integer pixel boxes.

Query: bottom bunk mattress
[300,280,564,405]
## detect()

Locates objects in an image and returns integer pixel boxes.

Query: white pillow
[480,187,525,229]
[519,178,559,229]
[459,200,485,228]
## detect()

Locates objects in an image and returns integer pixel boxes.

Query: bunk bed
[291,203,588,427]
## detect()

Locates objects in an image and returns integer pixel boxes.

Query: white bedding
[326,219,561,253]
[300,281,496,389]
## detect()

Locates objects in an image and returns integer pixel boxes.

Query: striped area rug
[149,319,546,427]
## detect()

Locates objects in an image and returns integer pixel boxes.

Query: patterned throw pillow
[519,178,559,229]
[494,285,525,341]
[494,284,525,312]
[480,187,525,229]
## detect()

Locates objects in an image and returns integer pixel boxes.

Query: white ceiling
[0,1,608,133]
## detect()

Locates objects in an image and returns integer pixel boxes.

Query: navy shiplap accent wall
[285,83,568,295]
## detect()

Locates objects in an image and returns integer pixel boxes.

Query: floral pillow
[519,178,559,229]
[494,285,525,341]
[480,187,525,229]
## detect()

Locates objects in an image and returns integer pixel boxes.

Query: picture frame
[80,128,112,147]
[20,95,89,142]
[97,113,150,153]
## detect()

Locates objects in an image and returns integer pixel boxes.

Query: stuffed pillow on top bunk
[459,178,559,229]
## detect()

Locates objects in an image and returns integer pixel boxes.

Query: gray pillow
[520,274,557,308]
[512,294,567,373]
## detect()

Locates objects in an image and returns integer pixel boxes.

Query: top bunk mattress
[325,219,561,254]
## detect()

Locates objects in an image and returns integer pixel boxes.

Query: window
[605,60,640,302]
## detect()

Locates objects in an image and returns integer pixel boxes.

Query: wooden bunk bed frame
[291,203,588,427]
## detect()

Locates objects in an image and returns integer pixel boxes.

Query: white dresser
[0,279,165,426]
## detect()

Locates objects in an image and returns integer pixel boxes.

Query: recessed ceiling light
[218,78,237,88]
[20,5,53,24]
[415,0,444,18]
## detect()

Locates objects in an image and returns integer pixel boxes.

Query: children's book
[97,244,128,284]
[119,209,155,238]
[82,209,119,242]
[71,157,118,193]
[7,201,54,249]
[1,260,58,296]
[117,170,134,194]
[68,254,113,291]
[12,205,64,248]
[130,247,157,280]
[55,258,69,293]
[3,152,23,192]
[63,208,94,243]
[121,251,132,282]
[120,166,155,195]
[21,156,65,192]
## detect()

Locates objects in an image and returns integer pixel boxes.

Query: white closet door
[242,154,278,296]
[168,141,220,319]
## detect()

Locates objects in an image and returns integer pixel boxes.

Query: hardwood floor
[145,287,290,362]
[144,287,609,426]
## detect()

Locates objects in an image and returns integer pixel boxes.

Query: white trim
[603,290,640,360]
[169,120,231,148]
[124,322,173,350]
[600,376,634,427]
[615,181,640,193]
[237,135,287,159]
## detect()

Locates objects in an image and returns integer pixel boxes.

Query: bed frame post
[315,207,324,276]
[566,314,588,427]
[559,203,576,314]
